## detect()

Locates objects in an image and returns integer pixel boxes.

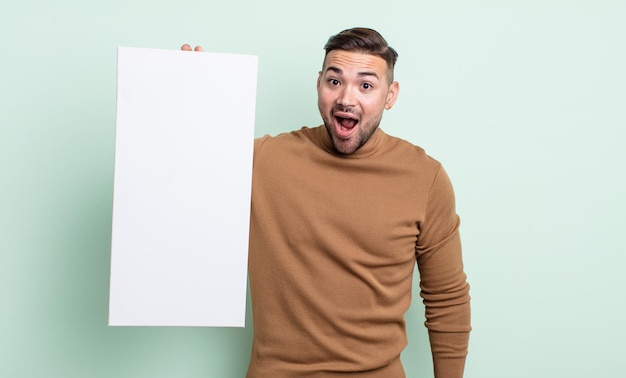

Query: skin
[181,44,204,52]
[317,50,399,155]
[180,45,399,155]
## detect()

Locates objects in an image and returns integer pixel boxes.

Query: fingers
[181,44,204,52]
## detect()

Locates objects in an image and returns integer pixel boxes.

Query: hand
[181,44,204,52]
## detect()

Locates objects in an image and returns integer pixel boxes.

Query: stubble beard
[322,112,382,155]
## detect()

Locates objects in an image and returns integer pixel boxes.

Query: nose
[336,86,356,107]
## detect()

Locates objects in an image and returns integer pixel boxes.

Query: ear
[317,71,322,90]
[385,81,400,110]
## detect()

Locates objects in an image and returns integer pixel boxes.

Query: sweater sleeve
[416,165,471,378]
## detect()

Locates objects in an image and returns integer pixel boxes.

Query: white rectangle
[109,46,257,327]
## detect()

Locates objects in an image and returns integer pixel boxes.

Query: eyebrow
[325,66,380,80]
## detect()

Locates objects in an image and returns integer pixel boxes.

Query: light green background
[2,1,625,377]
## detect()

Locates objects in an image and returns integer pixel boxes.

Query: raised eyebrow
[357,71,379,80]
[325,66,343,76]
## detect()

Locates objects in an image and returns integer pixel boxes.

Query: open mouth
[334,114,359,138]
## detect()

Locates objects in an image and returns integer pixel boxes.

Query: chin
[332,136,361,155]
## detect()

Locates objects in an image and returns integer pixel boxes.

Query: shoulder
[254,126,322,156]
[255,126,316,146]
[379,130,443,174]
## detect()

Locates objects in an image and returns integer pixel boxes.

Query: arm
[416,165,471,378]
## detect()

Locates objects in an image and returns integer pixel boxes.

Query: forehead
[322,50,388,79]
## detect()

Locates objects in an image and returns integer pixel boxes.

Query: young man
[184,27,470,378]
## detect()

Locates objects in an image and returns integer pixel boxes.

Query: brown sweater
[246,126,471,378]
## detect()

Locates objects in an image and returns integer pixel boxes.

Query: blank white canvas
[109,46,257,327]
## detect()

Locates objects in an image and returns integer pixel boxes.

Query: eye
[328,78,340,86]
[362,82,372,90]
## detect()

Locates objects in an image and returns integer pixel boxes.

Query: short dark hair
[323,27,398,82]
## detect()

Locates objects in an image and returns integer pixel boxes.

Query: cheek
[362,99,386,115]
[318,92,335,109]
[317,95,332,116]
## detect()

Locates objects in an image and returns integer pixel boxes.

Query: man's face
[317,50,399,155]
